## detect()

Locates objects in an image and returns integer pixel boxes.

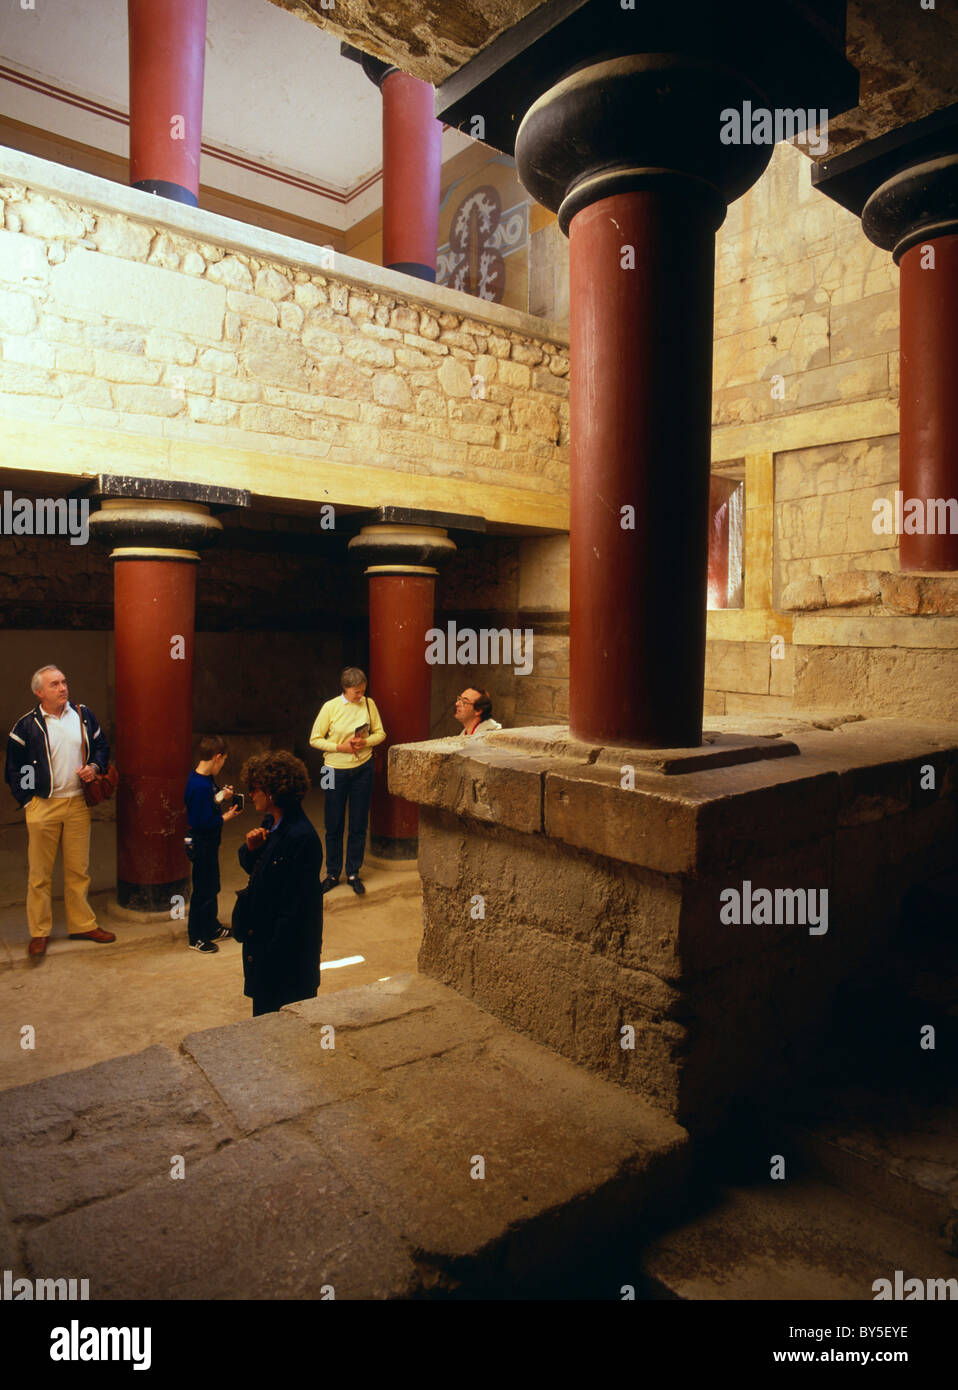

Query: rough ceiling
[266,0,548,86]
[822,0,958,159]
[268,0,958,159]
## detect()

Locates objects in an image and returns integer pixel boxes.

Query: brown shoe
[68,927,116,943]
[28,937,48,958]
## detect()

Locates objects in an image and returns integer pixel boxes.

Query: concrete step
[640,1177,958,1300]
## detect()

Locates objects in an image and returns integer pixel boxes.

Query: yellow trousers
[25,795,97,938]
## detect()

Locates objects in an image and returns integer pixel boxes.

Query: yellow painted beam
[711,398,898,462]
[0,415,570,532]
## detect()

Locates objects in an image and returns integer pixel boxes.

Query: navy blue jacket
[4,703,110,808]
[184,770,223,832]
[234,802,323,1004]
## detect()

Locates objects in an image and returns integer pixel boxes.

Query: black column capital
[516,54,774,234]
[813,102,958,261]
[340,41,399,91]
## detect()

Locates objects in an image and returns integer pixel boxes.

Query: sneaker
[209,926,232,942]
[188,940,219,954]
[347,876,366,896]
[320,876,340,895]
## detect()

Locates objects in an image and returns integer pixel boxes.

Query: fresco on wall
[436,156,530,312]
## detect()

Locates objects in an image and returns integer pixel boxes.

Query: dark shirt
[185,770,223,832]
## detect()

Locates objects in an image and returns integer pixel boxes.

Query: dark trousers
[323,756,373,879]
[187,828,221,944]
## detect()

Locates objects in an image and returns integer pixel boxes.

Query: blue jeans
[323,757,373,879]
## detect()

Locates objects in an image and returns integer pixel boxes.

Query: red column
[368,572,436,854]
[128,0,207,206]
[381,70,442,281]
[708,476,735,609]
[568,189,716,746]
[899,233,958,571]
[113,557,196,909]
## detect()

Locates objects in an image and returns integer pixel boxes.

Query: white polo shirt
[42,703,84,798]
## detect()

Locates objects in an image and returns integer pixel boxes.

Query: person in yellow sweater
[308,666,386,895]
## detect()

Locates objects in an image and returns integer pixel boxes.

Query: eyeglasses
[455,698,475,706]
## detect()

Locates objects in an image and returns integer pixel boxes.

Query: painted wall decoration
[436,158,530,312]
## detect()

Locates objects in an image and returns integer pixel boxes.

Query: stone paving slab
[182,1011,383,1134]
[26,1125,421,1301]
[0,1045,233,1222]
[307,1010,688,1275]
[2,973,689,1297]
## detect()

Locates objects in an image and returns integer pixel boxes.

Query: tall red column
[381,70,442,280]
[569,189,716,745]
[342,47,442,282]
[128,0,207,206]
[90,496,225,911]
[899,232,958,571]
[860,153,958,572]
[349,521,456,857]
[516,55,773,746]
[114,558,196,908]
[368,573,437,854]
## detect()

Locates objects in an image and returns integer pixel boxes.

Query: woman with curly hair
[232,750,323,1016]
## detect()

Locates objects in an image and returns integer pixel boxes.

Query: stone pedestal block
[389,719,958,1131]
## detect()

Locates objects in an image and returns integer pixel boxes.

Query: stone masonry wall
[0,173,569,493]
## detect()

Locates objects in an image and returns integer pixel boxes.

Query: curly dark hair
[241,750,311,809]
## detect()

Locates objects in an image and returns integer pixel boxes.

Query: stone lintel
[354,505,487,534]
[95,474,250,511]
[812,101,958,218]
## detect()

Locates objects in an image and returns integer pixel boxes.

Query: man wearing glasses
[453,688,502,737]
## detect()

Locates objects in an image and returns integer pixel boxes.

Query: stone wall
[0,150,569,502]
[391,719,958,1131]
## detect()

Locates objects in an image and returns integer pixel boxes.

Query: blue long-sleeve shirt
[185,771,223,832]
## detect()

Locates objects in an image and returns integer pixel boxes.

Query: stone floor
[0,973,689,1299]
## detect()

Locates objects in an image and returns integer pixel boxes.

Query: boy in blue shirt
[184,735,242,953]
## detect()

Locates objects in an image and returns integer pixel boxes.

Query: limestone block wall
[0,149,569,516]
[391,719,958,1131]
[702,142,955,723]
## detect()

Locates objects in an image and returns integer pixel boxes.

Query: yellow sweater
[309,694,386,769]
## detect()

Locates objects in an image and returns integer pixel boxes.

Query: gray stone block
[305,1027,687,1274]
[181,1011,383,1134]
[0,1045,231,1222]
[26,1125,420,1300]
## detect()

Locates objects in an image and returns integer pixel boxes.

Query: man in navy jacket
[4,665,115,959]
